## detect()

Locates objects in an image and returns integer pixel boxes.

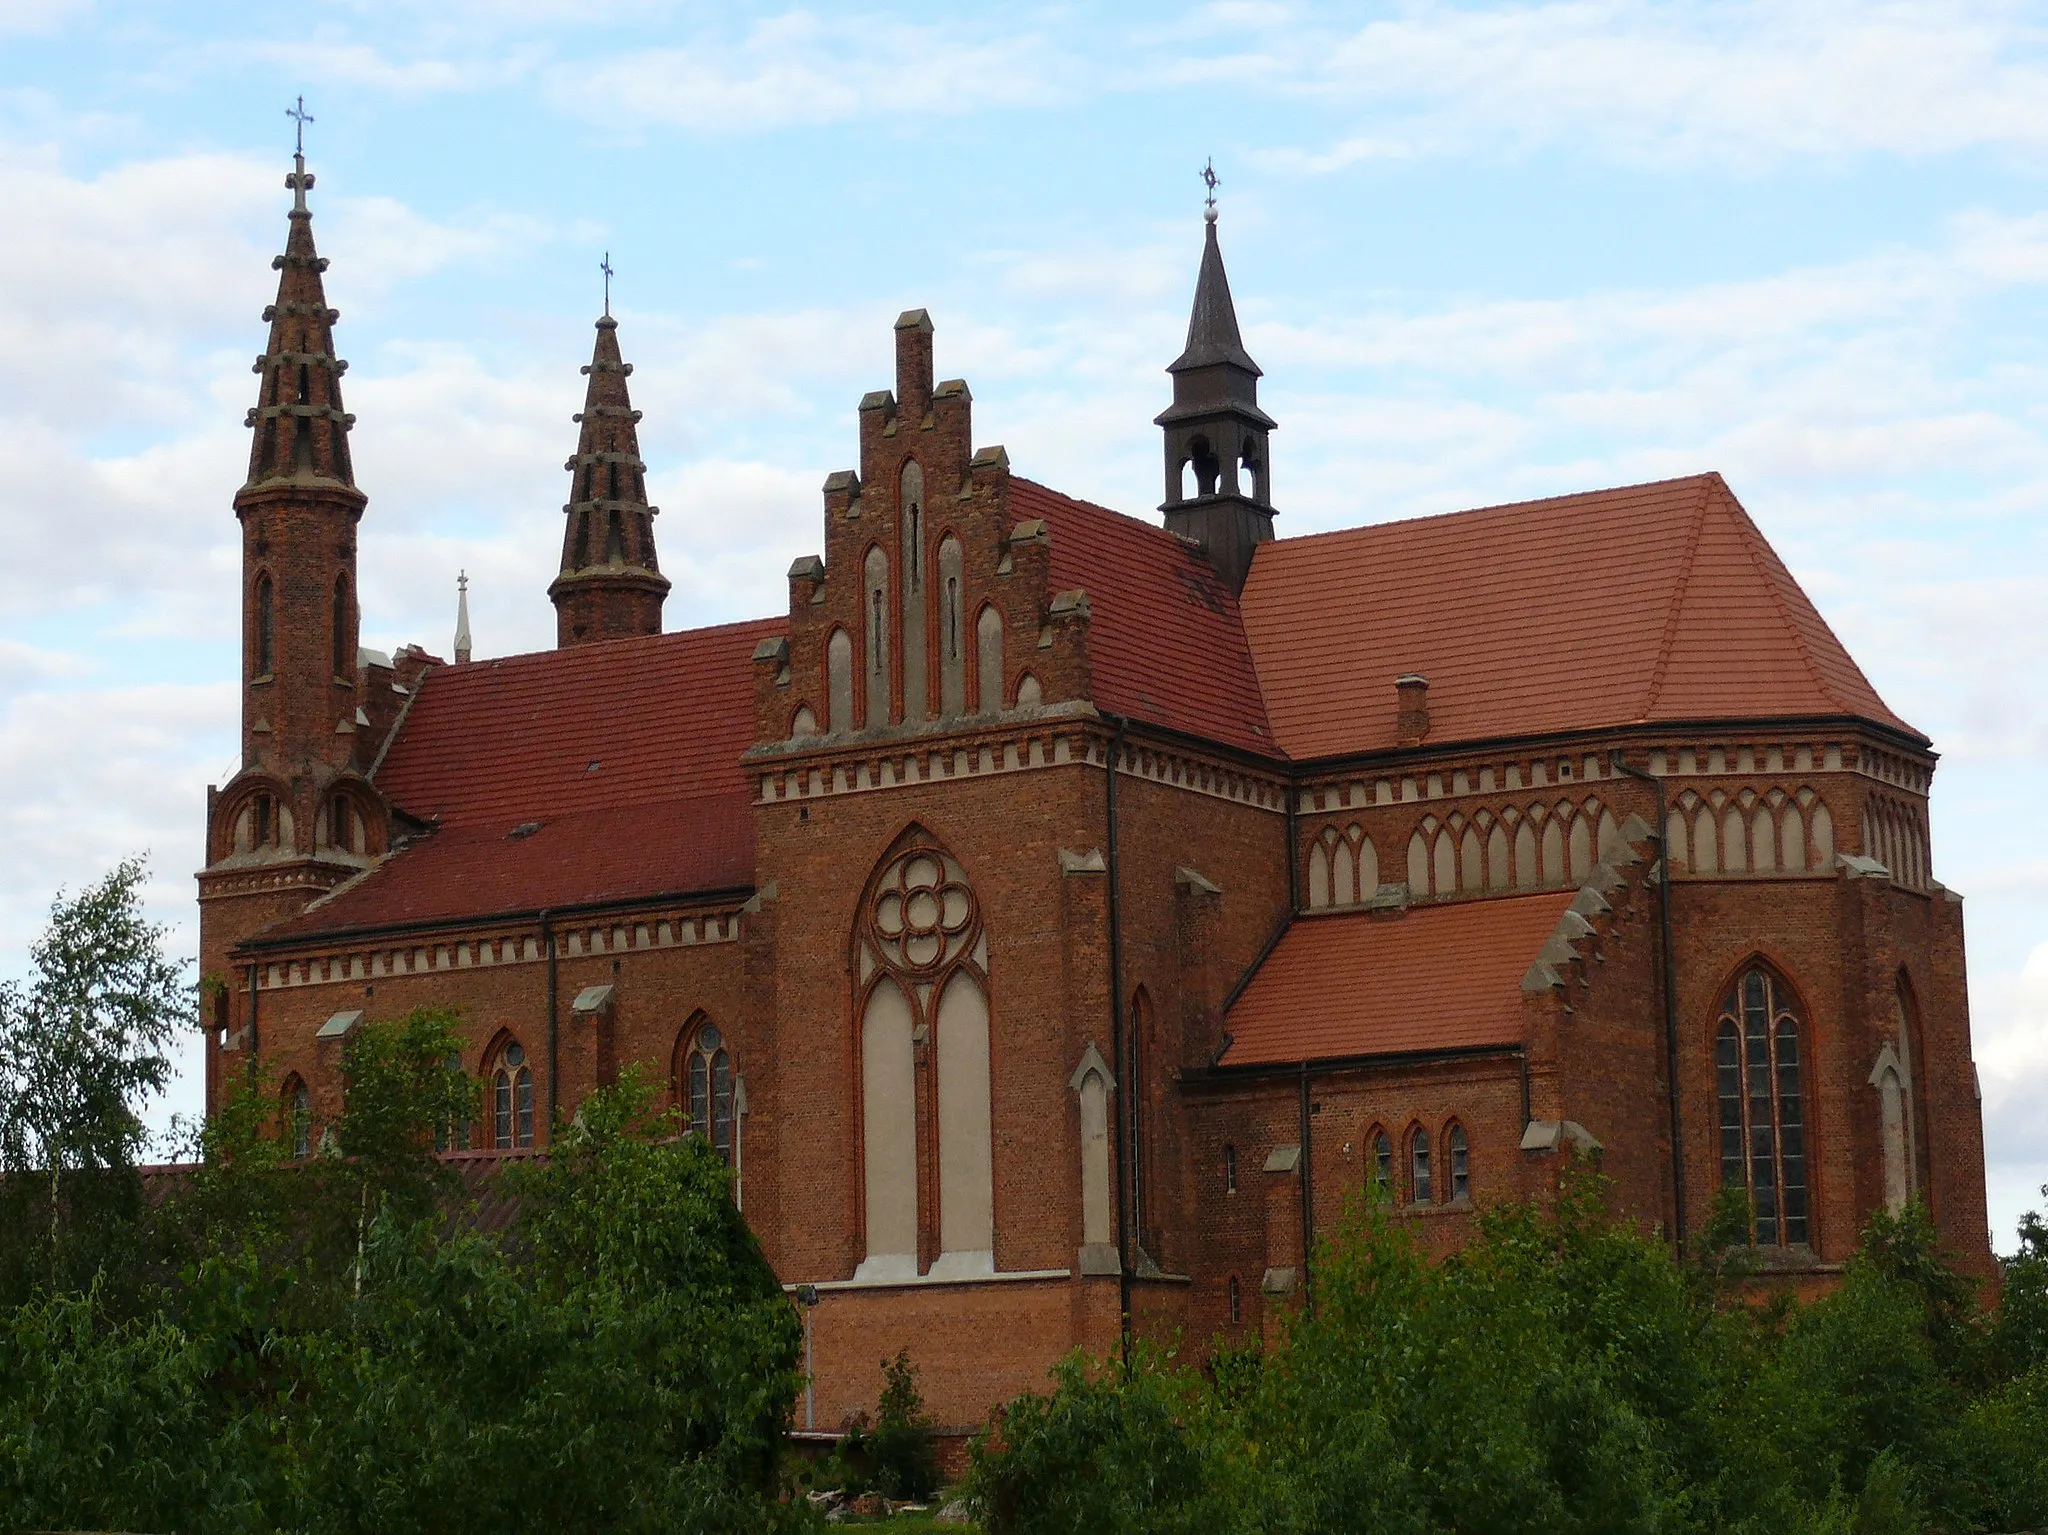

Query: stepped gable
[1220,890,1577,1067]
[260,617,782,939]
[1016,478,1274,756]
[1238,473,1918,761]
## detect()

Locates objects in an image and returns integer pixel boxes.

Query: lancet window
[1714,967,1809,1246]
[491,1039,535,1150]
[854,835,993,1281]
[681,1018,736,1164]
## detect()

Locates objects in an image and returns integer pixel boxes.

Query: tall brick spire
[232,146,367,780]
[549,314,669,646]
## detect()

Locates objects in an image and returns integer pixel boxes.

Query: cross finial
[1201,157,1219,222]
[601,251,614,318]
[287,96,314,155]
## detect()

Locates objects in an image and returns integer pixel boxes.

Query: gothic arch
[1708,955,1812,1247]
[218,775,294,861]
[861,544,890,728]
[898,460,928,722]
[851,827,994,1280]
[974,602,1004,716]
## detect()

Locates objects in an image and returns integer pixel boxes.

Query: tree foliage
[969,1172,2048,1535]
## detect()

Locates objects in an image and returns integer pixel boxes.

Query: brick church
[199,148,1994,1432]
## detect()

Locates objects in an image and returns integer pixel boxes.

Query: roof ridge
[1263,472,1724,551]
[1715,482,1854,717]
[1638,478,1716,722]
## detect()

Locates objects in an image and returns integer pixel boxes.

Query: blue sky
[2,0,2044,1248]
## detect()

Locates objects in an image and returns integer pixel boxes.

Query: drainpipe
[1611,750,1686,1256]
[1102,712,1132,1356]
[1297,1063,1315,1312]
[246,962,260,1087]
[541,910,559,1133]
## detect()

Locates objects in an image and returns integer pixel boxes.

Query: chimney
[1396,674,1430,747]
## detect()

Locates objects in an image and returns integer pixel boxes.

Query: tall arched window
[937,534,965,717]
[254,571,275,677]
[1714,967,1809,1246]
[826,627,854,734]
[1409,1126,1432,1205]
[491,1040,535,1150]
[898,463,927,722]
[284,1075,311,1159]
[1224,1143,1237,1194]
[1228,1274,1242,1325]
[682,1019,735,1163]
[1370,1128,1393,1195]
[854,835,992,1281]
[331,574,352,680]
[1447,1122,1470,1202]
[975,605,1003,715]
[863,546,890,729]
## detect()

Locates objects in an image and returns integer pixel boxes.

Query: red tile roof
[1238,474,1917,761]
[259,619,780,942]
[1220,891,1577,1066]
[1016,479,1274,755]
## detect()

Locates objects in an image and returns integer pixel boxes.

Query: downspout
[1612,750,1686,1256]
[1103,713,1132,1354]
[246,961,260,1087]
[541,910,559,1133]
[1297,1063,1315,1312]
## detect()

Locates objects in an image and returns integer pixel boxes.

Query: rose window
[869,850,978,974]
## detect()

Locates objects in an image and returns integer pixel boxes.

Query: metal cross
[1201,158,1219,213]
[601,251,614,316]
[287,96,315,155]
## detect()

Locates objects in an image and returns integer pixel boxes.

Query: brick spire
[241,151,360,493]
[549,314,670,646]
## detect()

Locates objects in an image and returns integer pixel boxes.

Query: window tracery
[1714,966,1809,1246]
[854,835,993,1280]
[681,1018,735,1163]
[490,1039,535,1150]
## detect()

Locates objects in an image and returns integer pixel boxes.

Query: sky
[1,0,2044,1249]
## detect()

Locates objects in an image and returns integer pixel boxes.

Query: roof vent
[1395,673,1430,747]
[509,821,543,840]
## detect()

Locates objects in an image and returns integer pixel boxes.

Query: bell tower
[1155,192,1276,595]
[200,131,388,1092]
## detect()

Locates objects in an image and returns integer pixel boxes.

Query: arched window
[682,1020,735,1163]
[975,605,1003,715]
[826,627,854,734]
[1409,1126,1432,1205]
[331,574,352,681]
[284,1075,311,1160]
[1228,1274,1242,1325]
[1224,1143,1237,1194]
[855,836,992,1281]
[1714,967,1809,1246]
[1447,1123,1470,1202]
[1370,1129,1393,1195]
[491,1040,535,1150]
[254,571,274,677]
[898,463,927,722]
[938,534,965,717]
[863,546,890,729]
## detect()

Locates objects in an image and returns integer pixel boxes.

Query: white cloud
[1248,0,2048,169]
[544,10,1071,133]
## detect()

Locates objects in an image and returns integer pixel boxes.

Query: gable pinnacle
[454,570,472,664]
[549,309,670,646]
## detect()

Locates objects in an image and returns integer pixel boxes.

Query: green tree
[0,857,188,1292]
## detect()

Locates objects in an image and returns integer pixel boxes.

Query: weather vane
[1202,157,1219,217]
[287,95,314,156]
[601,251,614,317]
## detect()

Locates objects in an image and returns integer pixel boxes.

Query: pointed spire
[1169,207,1261,376]
[454,570,472,663]
[1155,185,1277,596]
[241,146,359,495]
[548,310,670,646]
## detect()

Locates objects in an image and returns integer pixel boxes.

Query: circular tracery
[866,844,980,977]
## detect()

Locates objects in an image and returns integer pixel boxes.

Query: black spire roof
[1168,213,1261,377]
